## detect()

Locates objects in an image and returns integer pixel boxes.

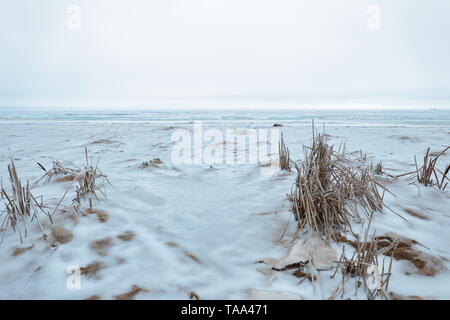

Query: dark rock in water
[140,158,163,168]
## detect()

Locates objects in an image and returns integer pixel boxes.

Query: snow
[0,110,449,299]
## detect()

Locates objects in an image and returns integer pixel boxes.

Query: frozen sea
[0,108,449,127]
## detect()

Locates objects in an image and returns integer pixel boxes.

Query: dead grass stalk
[331,216,396,300]
[278,132,291,171]
[288,129,386,241]
[1,160,52,243]
[414,147,449,190]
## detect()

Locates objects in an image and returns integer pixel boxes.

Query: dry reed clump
[35,149,109,215]
[396,146,450,190]
[34,161,80,186]
[414,147,449,190]
[278,132,291,171]
[71,148,110,212]
[331,219,396,300]
[1,161,52,243]
[288,131,386,241]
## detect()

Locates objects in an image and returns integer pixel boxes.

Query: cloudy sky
[1,0,449,109]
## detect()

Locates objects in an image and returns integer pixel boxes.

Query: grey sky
[1,0,449,109]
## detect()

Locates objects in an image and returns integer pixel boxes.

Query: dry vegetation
[38,148,110,213]
[34,160,79,186]
[1,161,52,243]
[1,148,110,246]
[288,130,386,241]
[331,217,396,300]
[72,148,109,211]
[414,147,449,190]
[396,146,450,190]
[34,148,110,214]
[278,132,291,171]
[278,125,419,299]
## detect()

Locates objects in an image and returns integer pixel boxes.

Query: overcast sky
[1,0,449,109]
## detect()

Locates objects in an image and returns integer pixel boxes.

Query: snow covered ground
[0,109,449,299]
